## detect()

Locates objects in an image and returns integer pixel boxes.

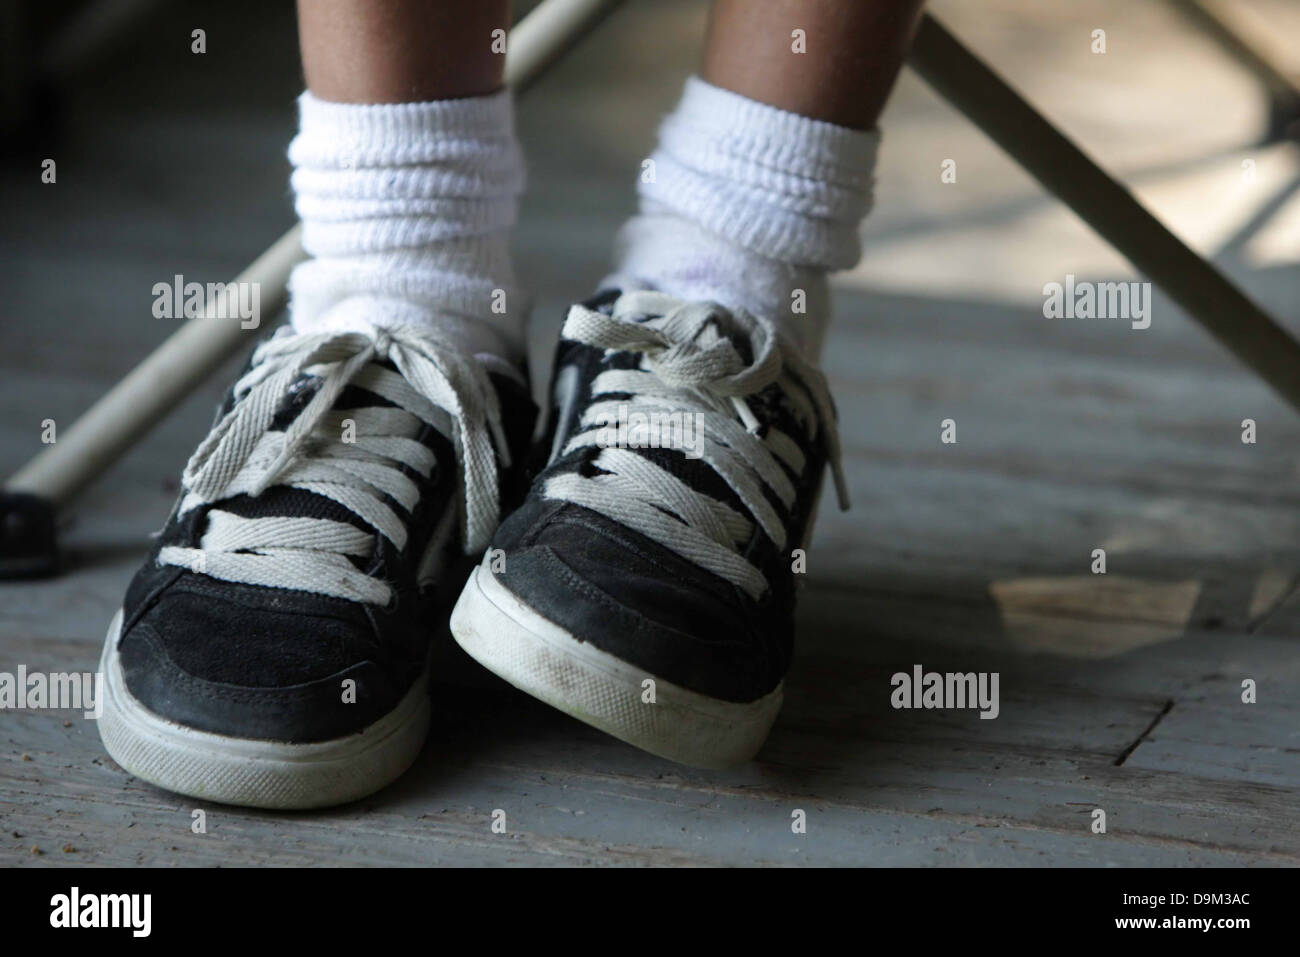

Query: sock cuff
[290,89,522,171]
[289,88,525,255]
[287,90,526,356]
[639,77,880,270]
[669,76,880,185]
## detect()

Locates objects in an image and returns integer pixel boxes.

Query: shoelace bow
[159,325,510,605]
[546,290,848,600]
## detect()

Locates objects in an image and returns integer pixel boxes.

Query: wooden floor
[2,0,1299,866]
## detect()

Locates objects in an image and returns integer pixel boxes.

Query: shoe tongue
[268,370,399,431]
[639,303,755,366]
[597,379,802,538]
[215,485,364,526]
[631,445,746,517]
[212,359,420,534]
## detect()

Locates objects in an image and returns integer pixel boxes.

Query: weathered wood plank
[4,611,1296,866]
[4,702,1290,867]
[1123,680,1300,787]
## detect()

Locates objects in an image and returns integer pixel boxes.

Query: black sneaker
[449,290,846,767]
[97,324,534,808]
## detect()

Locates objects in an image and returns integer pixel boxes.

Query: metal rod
[908,13,1300,415]
[5,0,628,503]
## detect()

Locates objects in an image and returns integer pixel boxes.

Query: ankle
[606,77,880,360]
[286,90,527,359]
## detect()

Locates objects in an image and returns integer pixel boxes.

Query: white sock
[604,77,880,358]
[287,90,526,362]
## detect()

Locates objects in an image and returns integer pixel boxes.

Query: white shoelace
[544,291,848,600]
[158,325,510,605]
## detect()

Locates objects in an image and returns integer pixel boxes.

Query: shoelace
[545,290,848,600]
[158,325,510,605]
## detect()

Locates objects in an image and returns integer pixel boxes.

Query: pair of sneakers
[97,288,846,809]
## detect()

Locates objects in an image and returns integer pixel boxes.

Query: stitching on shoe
[531,546,749,652]
[125,622,387,709]
[165,577,363,628]
[543,508,741,609]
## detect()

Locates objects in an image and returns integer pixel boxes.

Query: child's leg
[98,2,536,809]
[607,0,925,357]
[450,2,927,767]
[298,0,506,103]
[701,0,925,130]
[290,0,526,363]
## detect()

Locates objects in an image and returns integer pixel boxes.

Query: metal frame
[908,13,1300,414]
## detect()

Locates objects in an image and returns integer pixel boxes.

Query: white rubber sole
[449,562,782,768]
[97,609,431,810]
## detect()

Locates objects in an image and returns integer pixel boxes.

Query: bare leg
[702,0,926,129]
[296,0,511,103]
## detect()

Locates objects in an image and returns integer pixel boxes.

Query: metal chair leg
[909,13,1300,416]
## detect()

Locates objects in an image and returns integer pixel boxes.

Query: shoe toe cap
[494,500,789,703]
[116,587,408,743]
